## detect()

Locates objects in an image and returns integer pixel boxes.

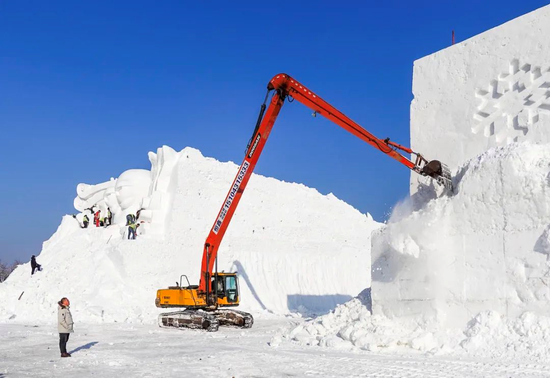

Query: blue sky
[1,1,548,262]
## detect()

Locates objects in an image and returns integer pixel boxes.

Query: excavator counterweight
[155,74,452,332]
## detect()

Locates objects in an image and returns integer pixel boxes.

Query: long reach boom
[198,73,452,295]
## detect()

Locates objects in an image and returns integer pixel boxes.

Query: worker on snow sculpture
[94,210,101,227]
[126,209,144,239]
[57,297,74,358]
[128,220,138,240]
[126,212,135,225]
[82,214,89,228]
[30,255,42,275]
[106,207,113,226]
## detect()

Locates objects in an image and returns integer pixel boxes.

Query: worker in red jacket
[94,210,101,227]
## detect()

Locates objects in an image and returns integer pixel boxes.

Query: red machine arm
[198,73,451,296]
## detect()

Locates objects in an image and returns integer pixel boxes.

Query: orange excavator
[155,74,452,332]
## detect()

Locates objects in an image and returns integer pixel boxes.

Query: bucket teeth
[435,163,453,191]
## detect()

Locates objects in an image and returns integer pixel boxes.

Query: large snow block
[411,4,550,194]
[374,5,550,328]
[373,143,550,326]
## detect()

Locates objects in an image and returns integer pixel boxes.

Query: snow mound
[373,142,550,326]
[281,299,550,359]
[0,146,381,324]
[460,311,550,359]
[279,297,447,353]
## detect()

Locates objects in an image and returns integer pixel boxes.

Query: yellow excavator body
[155,272,240,309]
[155,272,251,332]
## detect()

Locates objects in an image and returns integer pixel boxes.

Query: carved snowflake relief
[473,59,550,144]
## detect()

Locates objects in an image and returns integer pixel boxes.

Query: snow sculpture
[473,60,550,144]
[73,146,182,233]
[139,146,182,235]
[410,4,550,194]
[374,4,550,327]
[115,170,151,211]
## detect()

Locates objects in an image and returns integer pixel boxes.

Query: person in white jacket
[57,297,74,357]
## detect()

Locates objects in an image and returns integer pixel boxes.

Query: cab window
[225,276,238,303]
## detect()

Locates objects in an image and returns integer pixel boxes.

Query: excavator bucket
[421,160,453,191]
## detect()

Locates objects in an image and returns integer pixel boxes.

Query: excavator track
[158,309,253,332]
[214,309,254,329]
[158,309,219,332]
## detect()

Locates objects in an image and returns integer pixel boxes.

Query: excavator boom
[198,73,452,294]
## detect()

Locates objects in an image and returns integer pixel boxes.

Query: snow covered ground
[3,319,550,378]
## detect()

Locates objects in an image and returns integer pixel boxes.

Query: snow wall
[410,4,550,194]
[373,4,550,327]
[0,146,381,324]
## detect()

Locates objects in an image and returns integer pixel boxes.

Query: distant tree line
[0,260,21,283]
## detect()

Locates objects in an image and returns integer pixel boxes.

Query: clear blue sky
[1,1,548,262]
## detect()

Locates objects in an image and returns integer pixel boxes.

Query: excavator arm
[198,73,451,296]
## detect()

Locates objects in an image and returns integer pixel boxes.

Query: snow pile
[460,311,550,358]
[281,299,550,359]
[0,146,381,324]
[373,142,550,327]
[279,299,448,353]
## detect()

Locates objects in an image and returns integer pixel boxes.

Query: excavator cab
[211,273,239,304]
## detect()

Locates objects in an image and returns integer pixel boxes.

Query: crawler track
[158,309,253,332]
[158,309,219,332]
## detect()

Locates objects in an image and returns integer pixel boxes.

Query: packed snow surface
[0,146,381,324]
